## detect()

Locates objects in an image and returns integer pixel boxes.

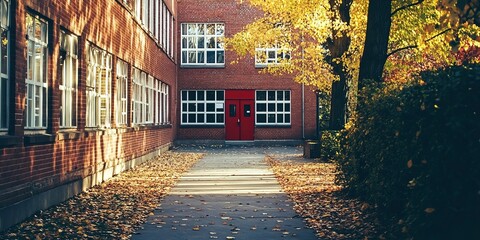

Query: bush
[320,130,341,161]
[337,64,480,239]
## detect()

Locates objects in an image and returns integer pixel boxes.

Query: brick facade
[0,0,177,231]
[176,0,318,141]
[0,0,319,232]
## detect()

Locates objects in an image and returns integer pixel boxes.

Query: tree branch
[391,0,424,16]
[387,28,451,57]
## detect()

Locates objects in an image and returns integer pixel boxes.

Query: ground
[0,146,382,239]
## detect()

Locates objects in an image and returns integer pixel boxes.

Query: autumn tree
[359,0,480,86]
[228,0,367,130]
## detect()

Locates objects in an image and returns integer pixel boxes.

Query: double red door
[225,90,255,141]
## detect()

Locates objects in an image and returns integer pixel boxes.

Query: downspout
[302,83,305,139]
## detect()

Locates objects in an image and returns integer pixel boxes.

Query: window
[0,0,9,131]
[181,90,224,125]
[59,30,78,128]
[155,80,169,125]
[116,59,128,126]
[135,0,141,21]
[255,44,290,67]
[25,13,48,129]
[146,75,154,123]
[181,23,225,66]
[122,0,133,9]
[256,90,291,126]
[132,67,145,125]
[86,45,112,128]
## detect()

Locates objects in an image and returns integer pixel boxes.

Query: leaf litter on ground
[266,155,383,240]
[0,152,203,240]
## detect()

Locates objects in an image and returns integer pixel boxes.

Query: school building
[0,0,318,231]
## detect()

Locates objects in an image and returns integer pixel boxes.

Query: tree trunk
[358,0,392,89]
[327,0,352,130]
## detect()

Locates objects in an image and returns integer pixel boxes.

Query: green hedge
[337,64,480,239]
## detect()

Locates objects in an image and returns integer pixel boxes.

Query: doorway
[225,90,255,141]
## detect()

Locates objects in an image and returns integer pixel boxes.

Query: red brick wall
[176,0,318,140]
[0,0,177,228]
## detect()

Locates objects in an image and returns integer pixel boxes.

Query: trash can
[304,140,321,158]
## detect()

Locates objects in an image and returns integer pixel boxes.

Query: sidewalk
[132,146,318,240]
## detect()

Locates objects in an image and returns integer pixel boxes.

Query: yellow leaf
[407,160,413,169]
[425,208,435,214]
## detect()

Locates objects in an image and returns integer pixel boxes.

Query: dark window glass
[206,103,215,112]
[182,114,187,123]
[268,114,275,123]
[188,103,196,112]
[244,105,251,117]
[188,114,196,123]
[285,91,290,100]
[257,91,266,100]
[182,103,187,111]
[206,114,215,123]
[257,114,266,123]
[216,91,224,100]
[229,104,236,117]
[197,114,204,123]
[257,103,266,112]
[277,103,283,111]
[285,114,291,123]
[285,103,290,111]
[197,91,205,100]
[217,114,224,123]
[188,91,196,100]
[277,114,284,123]
[197,103,205,112]
[206,91,215,100]
[277,91,284,100]
[207,51,215,63]
[182,91,187,100]
[268,103,275,112]
[268,91,275,100]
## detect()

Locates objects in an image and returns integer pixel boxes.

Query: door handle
[237,118,240,125]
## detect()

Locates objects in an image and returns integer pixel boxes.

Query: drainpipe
[302,83,305,139]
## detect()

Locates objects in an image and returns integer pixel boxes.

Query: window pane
[206,91,215,100]
[197,91,205,100]
[217,114,224,123]
[217,51,224,64]
[257,91,266,101]
[257,103,266,112]
[216,91,224,100]
[257,114,266,123]
[188,91,196,100]
[206,51,215,63]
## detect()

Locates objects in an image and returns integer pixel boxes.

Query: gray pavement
[132,145,318,240]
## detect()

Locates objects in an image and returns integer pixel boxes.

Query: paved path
[132,146,318,240]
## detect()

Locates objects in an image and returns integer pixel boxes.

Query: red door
[225,90,255,141]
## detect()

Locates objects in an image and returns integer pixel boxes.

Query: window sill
[255,125,291,128]
[180,64,225,69]
[180,125,225,128]
[24,134,56,146]
[0,135,23,148]
[57,130,82,141]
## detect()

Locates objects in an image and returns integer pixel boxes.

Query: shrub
[337,64,480,239]
[320,130,341,161]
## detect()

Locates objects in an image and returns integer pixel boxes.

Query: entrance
[225,90,255,141]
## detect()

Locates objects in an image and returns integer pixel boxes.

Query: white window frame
[135,0,141,20]
[146,75,154,123]
[86,44,112,128]
[116,59,128,126]
[155,0,159,40]
[59,30,78,129]
[255,44,291,67]
[181,90,224,125]
[142,0,148,27]
[255,90,291,126]
[25,13,48,129]
[0,0,10,131]
[181,23,225,66]
[163,83,169,123]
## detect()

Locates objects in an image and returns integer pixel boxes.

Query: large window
[181,90,224,125]
[132,67,146,125]
[86,45,112,128]
[116,59,128,126]
[25,13,48,129]
[146,75,154,123]
[256,90,291,126]
[0,0,9,130]
[134,0,174,58]
[181,23,225,66]
[255,44,290,67]
[59,30,78,129]
[155,80,169,125]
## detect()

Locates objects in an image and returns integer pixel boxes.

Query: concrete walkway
[132,146,318,240]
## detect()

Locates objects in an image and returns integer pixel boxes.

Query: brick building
[0,0,317,231]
